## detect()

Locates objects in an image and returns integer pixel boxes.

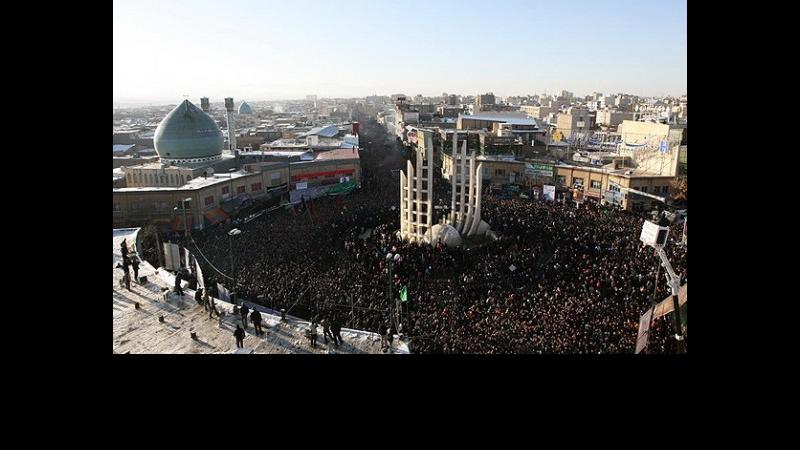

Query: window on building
[186,176,191,181]
[222,186,230,195]
[237,186,246,194]
[496,169,506,176]
[573,177,584,187]
[204,196,214,206]
[113,203,120,212]
[591,180,601,189]
[662,186,669,194]
[251,182,262,192]
[556,175,566,186]
[640,186,648,193]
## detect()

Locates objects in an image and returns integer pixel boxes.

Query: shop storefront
[603,189,625,207]
[584,189,602,203]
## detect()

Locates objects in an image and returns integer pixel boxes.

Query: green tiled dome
[238,101,252,114]
[154,100,223,160]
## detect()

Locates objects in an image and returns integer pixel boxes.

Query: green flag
[399,286,408,303]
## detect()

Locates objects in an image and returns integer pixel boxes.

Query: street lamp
[173,197,193,236]
[228,168,236,199]
[228,227,241,304]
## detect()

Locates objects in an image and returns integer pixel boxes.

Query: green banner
[531,163,553,177]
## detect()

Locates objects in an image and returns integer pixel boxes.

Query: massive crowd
[146,118,687,354]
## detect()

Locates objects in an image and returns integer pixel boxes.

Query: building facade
[113,165,289,229]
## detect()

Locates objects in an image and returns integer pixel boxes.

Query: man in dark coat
[250,309,263,336]
[321,317,334,345]
[131,256,140,282]
[116,261,131,291]
[207,294,216,319]
[234,325,245,348]
[331,317,343,346]
[174,271,184,296]
[240,304,249,328]
[195,288,203,305]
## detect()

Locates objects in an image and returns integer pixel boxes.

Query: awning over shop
[585,190,602,199]
[327,180,358,196]
[221,194,251,214]
[203,208,229,226]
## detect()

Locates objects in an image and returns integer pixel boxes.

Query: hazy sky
[113,0,687,104]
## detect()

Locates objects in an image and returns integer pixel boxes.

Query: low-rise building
[555,107,595,140]
[457,112,546,145]
[551,163,675,211]
[596,108,634,129]
[113,166,289,229]
[442,152,528,186]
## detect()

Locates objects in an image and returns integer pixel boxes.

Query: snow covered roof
[112,229,409,354]
[302,125,338,138]
[459,113,538,126]
[242,150,311,158]
[477,154,523,163]
[113,171,251,192]
[113,144,136,153]
[311,147,360,161]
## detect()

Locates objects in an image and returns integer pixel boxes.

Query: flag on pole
[399,286,408,303]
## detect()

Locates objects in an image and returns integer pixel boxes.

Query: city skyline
[113,0,687,104]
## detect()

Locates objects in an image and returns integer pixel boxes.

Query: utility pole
[646,254,662,354]
[181,199,189,237]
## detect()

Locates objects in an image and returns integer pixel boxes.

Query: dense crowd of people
[145,118,687,354]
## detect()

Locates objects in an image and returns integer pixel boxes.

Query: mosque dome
[238,101,253,114]
[154,100,223,162]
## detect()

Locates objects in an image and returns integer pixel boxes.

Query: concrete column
[406,160,414,240]
[415,145,423,242]
[457,140,467,233]
[463,150,476,233]
[450,133,457,224]
[469,162,484,236]
[425,140,433,237]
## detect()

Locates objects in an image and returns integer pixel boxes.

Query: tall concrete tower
[200,97,210,112]
[399,130,491,247]
[224,97,237,154]
[448,133,487,237]
[399,129,434,243]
